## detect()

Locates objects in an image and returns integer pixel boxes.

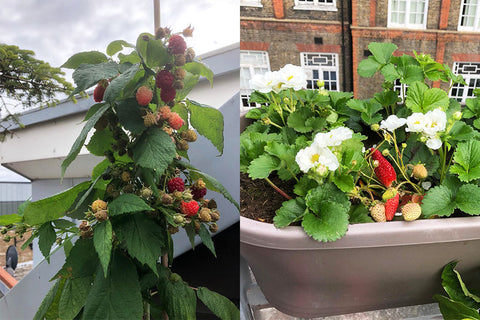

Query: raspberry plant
[2,27,239,319]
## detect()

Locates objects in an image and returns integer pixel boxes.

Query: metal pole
[153,0,160,31]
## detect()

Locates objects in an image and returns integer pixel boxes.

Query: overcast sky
[0,0,239,182]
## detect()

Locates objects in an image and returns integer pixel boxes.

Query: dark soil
[240,172,295,223]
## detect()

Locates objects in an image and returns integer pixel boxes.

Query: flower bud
[382,149,390,157]
[371,124,380,132]
[453,111,462,120]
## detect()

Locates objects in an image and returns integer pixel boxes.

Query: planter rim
[240,215,480,250]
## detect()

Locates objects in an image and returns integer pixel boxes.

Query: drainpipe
[154,0,160,31]
[340,0,347,91]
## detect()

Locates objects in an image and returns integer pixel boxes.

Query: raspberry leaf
[274,198,307,228]
[38,222,56,262]
[86,129,115,156]
[176,70,199,100]
[132,127,176,174]
[108,193,153,216]
[103,63,139,103]
[187,99,224,155]
[450,140,480,182]
[197,287,240,320]
[83,253,143,320]
[106,40,134,57]
[33,279,61,320]
[54,238,99,280]
[184,61,214,86]
[421,185,456,217]
[61,51,108,69]
[302,201,350,242]
[0,213,23,225]
[145,39,170,69]
[115,99,146,135]
[198,224,216,258]
[157,266,197,319]
[71,61,119,96]
[93,220,113,277]
[58,277,92,320]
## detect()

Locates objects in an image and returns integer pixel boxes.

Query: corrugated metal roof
[0,183,31,202]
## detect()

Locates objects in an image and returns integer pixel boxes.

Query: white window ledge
[293,4,337,11]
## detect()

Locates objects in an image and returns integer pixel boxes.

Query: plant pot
[240,215,480,318]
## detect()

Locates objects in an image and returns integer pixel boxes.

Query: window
[393,79,409,102]
[450,62,480,102]
[300,53,339,91]
[458,0,480,31]
[240,51,270,108]
[388,0,428,29]
[293,0,337,11]
[240,0,263,7]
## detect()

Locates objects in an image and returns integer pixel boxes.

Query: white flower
[295,144,339,173]
[249,72,274,93]
[380,115,407,132]
[405,113,426,133]
[423,109,447,136]
[277,64,307,91]
[422,181,432,190]
[314,127,353,147]
[426,137,442,150]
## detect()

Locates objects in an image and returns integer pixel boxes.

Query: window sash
[388,0,428,29]
[294,0,337,11]
[300,52,339,91]
[458,0,480,31]
[449,62,480,102]
[240,50,271,108]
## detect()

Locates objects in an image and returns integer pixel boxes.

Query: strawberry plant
[1,27,239,319]
[241,42,480,242]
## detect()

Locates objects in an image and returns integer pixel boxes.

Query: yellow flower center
[310,154,320,163]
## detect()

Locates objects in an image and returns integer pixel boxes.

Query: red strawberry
[136,86,153,106]
[93,79,109,102]
[385,193,399,221]
[168,35,187,54]
[370,148,396,188]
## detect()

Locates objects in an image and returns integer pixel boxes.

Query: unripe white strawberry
[370,203,386,222]
[412,164,428,180]
[402,202,422,221]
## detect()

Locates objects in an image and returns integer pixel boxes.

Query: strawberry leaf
[302,201,350,242]
[421,186,456,217]
[450,140,480,182]
[274,198,307,228]
[455,184,480,215]
[440,261,480,309]
[247,154,281,179]
[405,81,449,113]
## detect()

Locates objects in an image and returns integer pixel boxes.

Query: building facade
[241,0,480,104]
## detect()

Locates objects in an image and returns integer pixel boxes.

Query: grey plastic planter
[240,215,480,318]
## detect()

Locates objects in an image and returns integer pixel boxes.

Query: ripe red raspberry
[370,148,397,188]
[93,79,109,102]
[385,193,399,221]
[156,70,174,89]
[136,86,153,106]
[191,185,207,200]
[168,112,184,130]
[167,177,185,193]
[168,35,187,54]
[180,200,200,217]
[160,86,176,103]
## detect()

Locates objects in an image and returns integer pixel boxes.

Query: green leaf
[434,294,480,320]
[176,71,199,100]
[380,63,401,82]
[146,39,170,68]
[118,51,141,64]
[61,51,108,69]
[158,266,197,319]
[197,287,240,320]
[287,108,315,133]
[441,261,480,309]
[368,42,398,64]
[83,252,143,320]
[135,33,153,60]
[448,121,474,142]
[0,213,23,225]
[114,213,166,275]
[83,102,107,121]
[71,61,119,96]
[33,279,61,320]
[55,238,99,279]
[86,129,115,156]
[132,127,176,174]
[450,140,480,182]
[115,99,146,135]
[52,219,76,229]
[357,56,381,78]
[24,181,91,225]
[187,99,224,154]
[106,40,134,56]
[184,61,214,85]
[348,205,374,224]
[421,186,456,217]
[247,154,281,179]
[58,277,92,320]
[93,220,113,276]
[273,198,307,228]
[405,81,449,113]
[293,175,317,197]
[61,103,111,178]
[44,278,66,320]
[302,201,350,242]
[92,158,110,180]
[38,222,56,261]
[199,224,216,257]
[108,193,153,216]
[332,173,355,193]
[305,183,351,213]
[456,184,480,215]
[360,100,383,125]
[103,63,140,102]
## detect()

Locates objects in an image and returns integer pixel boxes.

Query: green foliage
[157,266,197,319]
[93,220,113,276]
[187,99,225,154]
[450,140,480,182]
[132,127,177,174]
[273,198,307,228]
[108,193,153,216]
[197,287,240,320]
[37,222,57,262]
[421,182,480,217]
[58,277,92,320]
[405,81,449,113]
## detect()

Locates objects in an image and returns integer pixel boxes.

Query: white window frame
[387,0,429,29]
[449,61,480,102]
[458,0,480,31]
[293,0,337,12]
[300,52,340,91]
[240,50,271,109]
[240,0,263,7]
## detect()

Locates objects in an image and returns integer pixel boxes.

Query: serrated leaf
[176,71,199,100]
[456,184,480,215]
[115,99,146,135]
[86,128,115,156]
[71,61,119,96]
[380,63,400,82]
[52,219,76,229]
[94,220,113,276]
[61,51,108,69]
[287,108,315,132]
[24,181,91,225]
[132,127,176,174]
[421,186,456,217]
[247,154,281,179]
[0,213,23,225]
[106,40,134,56]
[103,63,140,102]
[188,99,224,154]
[55,238,99,279]
[293,175,317,197]
[38,222,56,262]
[357,56,381,78]
[448,121,474,142]
[114,213,166,275]
[199,224,216,257]
[108,193,153,216]
[184,61,214,85]
[368,42,398,64]
[332,173,355,193]
[434,294,480,320]
[405,81,449,113]
[305,183,351,213]
[136,33,153,60]
[450,140,480,182]
[61,103,111,178]
[348,205,374,223]
[302,201,350,242]
[197,287,240,320]
[146,39,170,68]
[58,277,92,320]
[273,198,307,228]
[33,279,61,320]
[83,252,143,320]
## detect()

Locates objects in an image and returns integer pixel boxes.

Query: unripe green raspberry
[121,171,131,183]
[94,210,109,222]
[161,193,174,205]
[209,223,218,233]
[198,208,212,222]
[122,184,135,194]
[173,214,185,225]
[140,187,153,199]
[3,235,11,242]
[177,139,189,151]
[91,199,107,213]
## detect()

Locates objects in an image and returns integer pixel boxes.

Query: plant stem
[265,178,292,200]
[144,301,150,320]
[161,254,169,320]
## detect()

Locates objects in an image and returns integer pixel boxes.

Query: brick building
[240,0,480,106]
